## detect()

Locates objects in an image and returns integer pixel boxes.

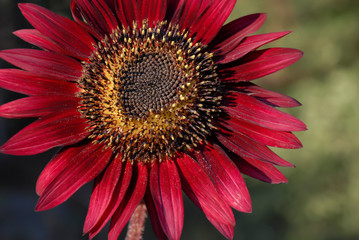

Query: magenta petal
[195,144,252,213]
[150,161,183,240]
[108,163,148,240]
[137,0,167,27]
[217,127,294,167]
[0,95,78,118]
[221,117,303,149]
[220,48,303,81]
[87,161,133,238]
[210,13,266,56]
[190,0,236,44]
[84,155,123,234]
[19,3,95,60]
[176,154,235,237]
[231,154,288,184]
[223,91,307,131]
[0,49,83,81]
[0,109,89,156]
[215,31,290,64]
[35,144,112,211]
[14,29,67,55]
[0,69,79,96]
[144,191,168,240]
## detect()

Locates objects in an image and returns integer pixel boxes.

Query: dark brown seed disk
[77,20,221,163]
[121,52,184,117]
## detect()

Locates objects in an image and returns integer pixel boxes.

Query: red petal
[176,154,235,238]
[84,155,123,234]
[216,128,294,167]
[195,144,252,213]
[150,161,183,240]
[207,216,234,240]
[144,191,168,240]
[14,29,67,55]
[215,31,290,64]
[165,0,181,21]
[230,153,288,184]
[108,163,148,240]
[219,48,303,81]
[172,0,211,31]
[116,0,137,28]
[222,91,307,131]
[35,144,112,211]
[0,110,89,156]
[36,144,87,196]
[0,95,78,118]
[87,161,133,238]
[210,13,266,56]
[220,117,303,149]
[71,0,103,40]
[228,83,301,108]
[71,0,118,37]
[190,0,236,44]
[19,3,95,60]
[91,0,119,31]
[0,49,83,81]
[105,0,117,10]
[0,69,79,96]
[137,0,167,27]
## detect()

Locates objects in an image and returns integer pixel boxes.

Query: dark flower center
[121,52,184,117]
[77,20,221,163]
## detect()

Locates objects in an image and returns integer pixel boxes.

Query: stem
[125,201,147,240]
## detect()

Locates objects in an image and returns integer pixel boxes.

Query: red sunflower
[0,0,306,240]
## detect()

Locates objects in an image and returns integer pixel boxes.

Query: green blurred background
[0,0,358,239]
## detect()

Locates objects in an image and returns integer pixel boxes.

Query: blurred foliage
[232,1,359,240]
[1,0,358,240]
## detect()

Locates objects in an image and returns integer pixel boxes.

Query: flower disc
[78,21,221,163]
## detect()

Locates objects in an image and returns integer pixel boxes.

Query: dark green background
[1,0,358,239]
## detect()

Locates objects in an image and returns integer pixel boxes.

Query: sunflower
[0,0,305,239]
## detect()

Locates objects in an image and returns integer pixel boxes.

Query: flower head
[0,0,306,239]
